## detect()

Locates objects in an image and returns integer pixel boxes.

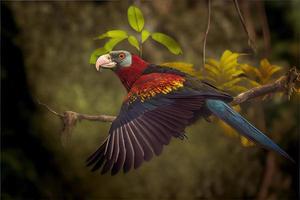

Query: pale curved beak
[95,54,117,71]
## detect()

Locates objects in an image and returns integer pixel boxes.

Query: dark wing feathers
[141,116,170,145]
[126,123,144,169]
[129,121,154,162]
[87,75,233,175]
[123,126,135,173]
[135,119,162,155]
[86,95,207,175]
[111,129,126,175]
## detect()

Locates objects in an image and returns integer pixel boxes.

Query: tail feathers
[206,99,294,163]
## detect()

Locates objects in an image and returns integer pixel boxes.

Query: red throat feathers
[115,55,149,91]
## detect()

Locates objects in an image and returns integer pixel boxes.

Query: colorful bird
[87,50,293,175]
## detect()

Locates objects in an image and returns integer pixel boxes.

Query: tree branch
[37,67,299,145]
[232,67,299,105]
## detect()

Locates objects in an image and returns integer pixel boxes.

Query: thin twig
[203,0,211,68]
[36,99,63,118]
[139,42,143,57]
[233,0,256,53]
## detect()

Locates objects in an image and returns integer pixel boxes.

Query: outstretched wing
[86,72,232,175]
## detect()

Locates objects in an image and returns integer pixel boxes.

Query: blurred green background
[1,1,299,199]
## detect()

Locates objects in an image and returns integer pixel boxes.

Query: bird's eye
[119,53,125,59]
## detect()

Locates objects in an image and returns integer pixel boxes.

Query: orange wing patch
[126,73,185,103]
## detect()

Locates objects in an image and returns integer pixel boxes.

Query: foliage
[151,33,182,55]
[241,59,282,85]
[202,50,286,147]
[89,5,182,64]
[204,50,249,93]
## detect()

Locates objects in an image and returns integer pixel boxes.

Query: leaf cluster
[89,5,182,64]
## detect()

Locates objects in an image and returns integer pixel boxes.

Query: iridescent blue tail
[206,99,294,162]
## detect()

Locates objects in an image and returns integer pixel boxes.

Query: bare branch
[37,103,115,146]
[203,0,211,68]
[77,113,116,122]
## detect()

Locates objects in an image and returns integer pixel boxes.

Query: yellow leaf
[257,59,283,84]
[160,62,199,77]
[241,64,260,79]
[231,70,244,77]
[222,53,240,67]
[204,63,220,77]
[260,59,271,70]
[240,136,255,147]
[161,62,193,69]
[219,120,239,137]
[222,78,243,88]
[220,50,233,65]
[269,66,282,76]
[218,105,255,147]
[206,58,220,69]
[246,79,261,88]
[223,60,239,71]
[228,85,248,93]
[232,105,241,112]
[204,76,217,84]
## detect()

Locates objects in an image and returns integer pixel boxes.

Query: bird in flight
[87,50,293,175]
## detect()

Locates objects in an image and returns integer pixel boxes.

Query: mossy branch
[37,67,299,144]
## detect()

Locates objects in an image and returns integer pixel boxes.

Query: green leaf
[97,30,128,40]
[141,29,151,43]
[127,5,144,32]
[151,32,182,55]
[89,48,108,64]
[104,37,127,51]
[128,35,140,50]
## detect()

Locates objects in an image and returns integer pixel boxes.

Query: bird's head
[95,50,149,91]
[95,50,133,71]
